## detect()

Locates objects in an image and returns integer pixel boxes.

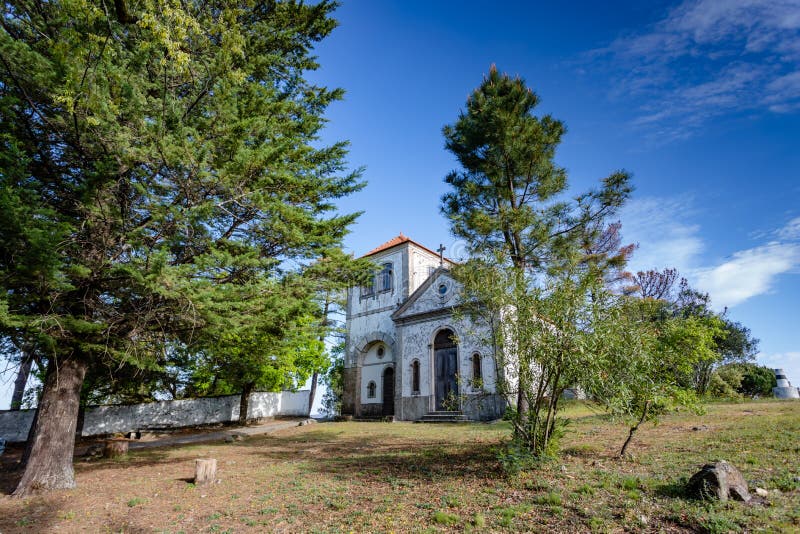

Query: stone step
[418,411,469,423]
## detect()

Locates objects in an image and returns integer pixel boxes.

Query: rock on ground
[686,460,751,502]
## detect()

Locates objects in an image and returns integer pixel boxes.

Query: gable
[392,268,462,322]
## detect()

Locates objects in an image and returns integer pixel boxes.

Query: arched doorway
[434,329,458,410]
[382,367,395,416]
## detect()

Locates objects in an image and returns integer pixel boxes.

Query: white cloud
[758,351,800,385]
[694,242,800,308]
[621,198,800,309]
[593,0,800,139]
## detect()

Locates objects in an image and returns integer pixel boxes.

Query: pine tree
[441,67,632,455]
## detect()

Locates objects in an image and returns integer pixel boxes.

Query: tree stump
[195,458,217,486]
[103,439,129,458]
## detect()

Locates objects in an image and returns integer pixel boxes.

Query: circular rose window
[438,283,448,296]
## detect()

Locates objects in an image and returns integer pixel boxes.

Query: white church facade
[341,235,507,421]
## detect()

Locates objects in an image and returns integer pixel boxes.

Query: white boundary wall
[0,390,309,442]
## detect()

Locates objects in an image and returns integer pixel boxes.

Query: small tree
[594,299,723,457]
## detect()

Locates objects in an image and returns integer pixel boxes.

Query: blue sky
[1,0,799,409]
[311,0,800,383]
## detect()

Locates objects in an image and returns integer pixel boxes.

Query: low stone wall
[0,390,310,443]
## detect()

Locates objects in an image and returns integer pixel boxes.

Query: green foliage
[533,491,562,506]
[0,0,362,397]
[432,511,459,526]
[320,343,345,416]
[442,67,632,459]
[708,367,743,398]
[709,363,775,399]
[739,364,776,398]
[441,66,631,271]
[592,298,720,455]
[495,438,539,477]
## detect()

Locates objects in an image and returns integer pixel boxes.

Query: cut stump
[103,439,129,458]
[195,458,217,485]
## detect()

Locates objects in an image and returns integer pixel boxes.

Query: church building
[341,235,507,421]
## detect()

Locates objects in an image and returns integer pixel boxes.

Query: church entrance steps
[418,411,469,423]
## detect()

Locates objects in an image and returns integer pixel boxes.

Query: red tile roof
[362,233,456,263]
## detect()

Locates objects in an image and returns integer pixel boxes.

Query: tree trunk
[238,382,254,425]
[13,356,88,496]
[307,371,318,417]
[619,401,650,458]
[10,352,34,410]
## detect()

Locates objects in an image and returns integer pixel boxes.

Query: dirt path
[126,418,315,451]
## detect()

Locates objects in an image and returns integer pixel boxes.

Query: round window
[438,283,448,296]
[377,346,385,357]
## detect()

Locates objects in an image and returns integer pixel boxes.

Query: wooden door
[382,367,394,416]
[434,346,458,410]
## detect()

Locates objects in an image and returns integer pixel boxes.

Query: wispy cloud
[593,0,800,140]
[621,198,800,309]
[777,215,800,240]
[620,196,704,275]
[694,242,800,308]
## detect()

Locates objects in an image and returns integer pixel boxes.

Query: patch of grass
[496,503,532,527]
[575,483,595,496]
[441,494,462,508]
[587,516,607,532]
[522,478,547,491]
[620,476,640,490]
[126,497,145,508]
[770,471,800,492]
[432,510,459,526]
[325,499,347,511]
[533,491,562,506]
[694,511,742,534]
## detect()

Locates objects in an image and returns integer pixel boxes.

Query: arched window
[471,353,482,382]
[378,262,393,292]
[367,381,376,398]
[411,360,420,394]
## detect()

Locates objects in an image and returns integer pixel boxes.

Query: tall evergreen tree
[441,68,631,452]
[441,66,631,272]
[0,0,362,495]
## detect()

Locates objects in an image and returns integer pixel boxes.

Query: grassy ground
[0,400,798,533]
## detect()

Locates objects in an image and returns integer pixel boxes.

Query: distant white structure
[773,369,800,399]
